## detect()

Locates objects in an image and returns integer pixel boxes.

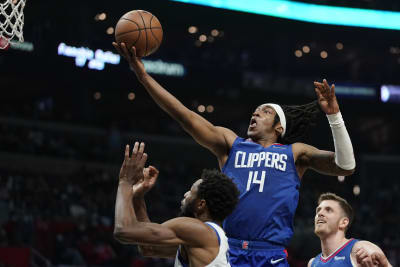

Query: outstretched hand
[119,142,148,186]
[112,42,147,79]
[314,79,340,115]
[132,166,159,198]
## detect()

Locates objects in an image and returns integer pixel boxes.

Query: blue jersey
[311,239,358,266]
[222,137,300,246]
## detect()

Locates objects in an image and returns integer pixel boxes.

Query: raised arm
[112,42,237,162]
[294,79,355,177]
[132,166,178,258]
[114,143,212,257]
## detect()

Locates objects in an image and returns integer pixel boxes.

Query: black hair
[274,100,321,144]
[196,169,239,222]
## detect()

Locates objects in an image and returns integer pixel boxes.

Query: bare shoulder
[307,257,315,267]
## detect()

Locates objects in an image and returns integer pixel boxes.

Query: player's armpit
[138,245,177,259]
[294,143,354,176]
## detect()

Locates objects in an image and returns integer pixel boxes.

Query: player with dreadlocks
[113,43,356,267]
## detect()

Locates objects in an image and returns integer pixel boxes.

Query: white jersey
[174,222,231,267]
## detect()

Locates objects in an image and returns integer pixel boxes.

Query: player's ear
[275,123,283,137]
[339,217,349,230]
[197,199,206,210]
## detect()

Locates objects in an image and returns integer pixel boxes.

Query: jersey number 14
[246,171,266,192]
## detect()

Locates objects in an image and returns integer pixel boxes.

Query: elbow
[178,111,196,130]
[341,167,355,176]
[113,227,124,243]
[113,227,130,244]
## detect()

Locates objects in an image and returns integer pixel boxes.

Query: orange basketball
[115,10,163,57]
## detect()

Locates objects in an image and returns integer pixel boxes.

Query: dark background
[0,0,399,266]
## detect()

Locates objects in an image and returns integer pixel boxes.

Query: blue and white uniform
[174,222,231,267]
[222,137,300,266]
[311,238,358,266]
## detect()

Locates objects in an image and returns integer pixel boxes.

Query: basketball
[115,10,163,58]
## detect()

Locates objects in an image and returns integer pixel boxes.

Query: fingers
[148,166,159,174]
[140,152,148,168]
[132,141,139,156]
[313,81,324,88]
[112,42,123,55]
[356,248,373,266]
[331,84,335,97]
[129,141,148,167]
[148,166,160,179]
[323,79,330,90]
[371,252,389,266]
[313,81,325,95]
[112,42,132,59]
[314,79,332,91]
[120,42,132,59]
[138,142,145,154]
[124,144,130,160]
[314,87,324,101]
[130,46,138,58]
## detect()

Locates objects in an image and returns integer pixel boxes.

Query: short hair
[196,169,240,222]
[318,192,354,231]
[274,100,321,144]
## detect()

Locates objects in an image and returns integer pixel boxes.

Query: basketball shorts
[228,238,289,267]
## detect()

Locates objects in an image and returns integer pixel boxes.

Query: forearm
[133,198,157,255]
[133,197,150,222]
[138,73,192,124]
[114,182,137,231]
[327,112,356,173]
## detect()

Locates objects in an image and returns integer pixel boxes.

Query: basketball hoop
[0,0,26,49]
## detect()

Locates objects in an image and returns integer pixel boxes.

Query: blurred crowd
[0,162,198,267]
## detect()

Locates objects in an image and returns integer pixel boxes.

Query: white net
[0,0,26,49]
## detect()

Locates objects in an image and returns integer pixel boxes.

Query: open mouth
[249,118,257,128]
[316,220,326,225]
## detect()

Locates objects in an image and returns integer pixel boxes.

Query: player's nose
[252,111,260,118]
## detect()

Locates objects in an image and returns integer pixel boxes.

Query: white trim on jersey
[174,222,231,267]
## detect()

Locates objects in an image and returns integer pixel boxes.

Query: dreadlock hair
[196,169,240,222]
[274,100,321,144]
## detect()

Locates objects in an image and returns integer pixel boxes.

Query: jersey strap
[177,246,189,267]
[205,222,221,245]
